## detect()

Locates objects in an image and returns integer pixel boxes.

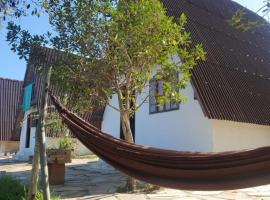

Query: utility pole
[27,66,52,200]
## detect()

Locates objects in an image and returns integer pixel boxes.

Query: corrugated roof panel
[0,78,23,141]
[162,0,270,125]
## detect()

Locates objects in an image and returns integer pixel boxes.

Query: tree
[7,0,205,190]
[0,0,43,23]
[228,1,270,32]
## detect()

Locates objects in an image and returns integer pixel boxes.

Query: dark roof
[162,0,270,125]
[0,78,23,141]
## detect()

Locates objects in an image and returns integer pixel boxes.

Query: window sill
[149,107,180,115]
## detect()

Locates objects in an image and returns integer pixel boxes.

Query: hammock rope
[50,94,270,191]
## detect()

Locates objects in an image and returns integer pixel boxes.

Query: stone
[2,158,270,200]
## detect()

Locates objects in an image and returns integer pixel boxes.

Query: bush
[0,176,60,200]
[0,176,26,200]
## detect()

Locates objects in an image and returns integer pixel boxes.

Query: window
[149,78,179,114]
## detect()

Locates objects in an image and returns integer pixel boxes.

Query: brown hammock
[50,94,270,191]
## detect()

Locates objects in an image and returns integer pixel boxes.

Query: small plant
[45,101,78,156]
[59,135,78,158]
[116,180,160,194]
[34,191,60,200]
[59,136,77,151]
[137,182,160,193]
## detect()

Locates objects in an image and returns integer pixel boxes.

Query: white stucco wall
[213,120,270,152]
[101,95,121,139]
[136,83,213,151]
[101,82,213,152]
[101,54,213,152]
[16,111,36,160]
[16,111,92,161]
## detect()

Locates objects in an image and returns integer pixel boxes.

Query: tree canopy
[7,0,206,191]
[0,0,43,23]
[7,0,205,143]
[228,1,270,32]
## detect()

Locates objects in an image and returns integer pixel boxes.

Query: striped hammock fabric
[50,94,270,191]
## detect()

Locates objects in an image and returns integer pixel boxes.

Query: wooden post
[39,66,52,200]
[27,129,40,200]
[27,66,52,200]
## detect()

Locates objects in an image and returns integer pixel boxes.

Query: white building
[15,0,270,160]
[102,0,270,152]
[15,48,94,161]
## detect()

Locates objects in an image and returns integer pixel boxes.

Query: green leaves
[0,0,43,24]
[7,0,206,116]
[6,22,49,60]
[228,9,266,32]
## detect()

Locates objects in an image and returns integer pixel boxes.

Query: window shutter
[22,83,33,112]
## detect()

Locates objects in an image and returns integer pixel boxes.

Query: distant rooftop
[0,77,23,141]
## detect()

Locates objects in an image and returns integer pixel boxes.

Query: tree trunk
[27,66,51,200]
[120,111,134,143]
[27,132,40,200]
[120,111,136,191]
[38,66,52,200]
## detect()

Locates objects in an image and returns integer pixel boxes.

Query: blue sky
[0,12,51,80]
[0,0,265,81]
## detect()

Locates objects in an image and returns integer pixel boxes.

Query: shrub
[0,176,26,200]
[0,176,60,200]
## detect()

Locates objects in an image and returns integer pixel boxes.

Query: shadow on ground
[51,160,126,199]
[2,157,270,200]
[1,157,127,199]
